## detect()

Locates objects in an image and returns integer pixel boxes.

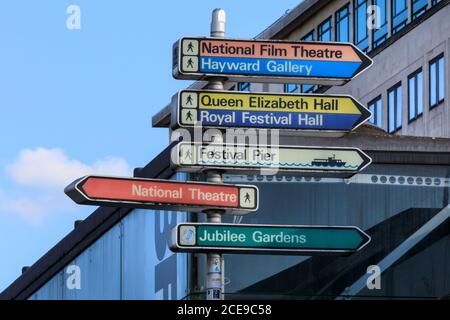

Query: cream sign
[171,142,372,178]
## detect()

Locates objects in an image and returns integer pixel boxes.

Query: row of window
[279,0,443,94]
[238,0,444,106]
[342,0,441,52]
[368,54,444,133]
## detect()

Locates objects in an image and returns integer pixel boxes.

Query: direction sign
[64,175,258,214]
[171,142,372,178]
[170,223,371,255]
[173,89,371,135]
[173,37,373,85]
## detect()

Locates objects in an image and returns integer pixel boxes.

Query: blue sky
[0,0,302,292]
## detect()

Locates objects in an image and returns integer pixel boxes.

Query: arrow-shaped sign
[171,142,372,178]
[170,223,371,255]
[174,89,371,135]
[64,175,258,214]
[173,37,373,85]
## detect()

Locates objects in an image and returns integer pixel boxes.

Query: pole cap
[211,8,226,38]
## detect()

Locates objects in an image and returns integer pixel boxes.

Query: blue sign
[175,90,371,134]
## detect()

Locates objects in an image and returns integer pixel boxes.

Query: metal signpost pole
[204,8,226,301]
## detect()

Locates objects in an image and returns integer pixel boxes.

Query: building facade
[235,0,449,138]
[1,0,450,300]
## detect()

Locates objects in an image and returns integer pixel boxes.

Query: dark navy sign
[175,90,371,134]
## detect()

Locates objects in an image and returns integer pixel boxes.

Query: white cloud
[6,147,130,188]
[0,193,46,225]
[1,147,131,225]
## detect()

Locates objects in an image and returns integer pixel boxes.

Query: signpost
[64,175,258,214]
[61,9,376,301]
[171,223,371,255]
[173,89,371,135]
[173,37,373,85]
[171,142,372,178]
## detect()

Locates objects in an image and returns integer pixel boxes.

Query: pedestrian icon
[186,111,193,121]
[186,95,193,105]
[182,56,198,71]
[184,149,192,160]
[187,42,194,53]
[239,188,256,209]
[180,91,198,109]
[182,39,198,55]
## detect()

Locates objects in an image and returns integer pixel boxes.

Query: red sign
[65,175,258,214]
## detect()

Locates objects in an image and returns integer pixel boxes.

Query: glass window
[354,0,369,52]
[301,31,315,94]
[392,0,408,34]
[301,84,317,93]
[284,84,298,93]
[408,69,423,122]
[238,82,250,92]
[412,0,428,19]
[388,82,402,133]
[439,56,445,102]
[372,0,388,48]
[429,54,445,109]
[223,163,450,300]
[335,4,350,42]
[368,96,383,128]
[432,0,442,5]
[302,30,315,41]
[318,17,332,41]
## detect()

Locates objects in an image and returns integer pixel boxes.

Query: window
[300,31,315,93]
[429,54,445,109]
[354,0,369,52]
[335,4,350,42]
[318,17,332,41]
[408,68,423,122]
[388,83,403,133]
[372,0,388,48]
[368,96,382,127]
[301,84,316,93]
[392,0,408,34]
[284,84,298,93]
[238,82,250,92]
[412,0,428,19]
[432,0,442,5]
[302,30,315,41]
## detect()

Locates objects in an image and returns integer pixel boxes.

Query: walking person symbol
[244,192,251,203]
[187,42,195,53]
[187,58,194,68]
[186,110,193,121]
[186,94,194,105]
[184,149,192,160]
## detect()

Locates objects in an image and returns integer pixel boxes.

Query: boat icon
[311,154,346,168]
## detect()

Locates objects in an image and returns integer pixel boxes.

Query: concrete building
[1,0,450,300]
[231,0,449,138]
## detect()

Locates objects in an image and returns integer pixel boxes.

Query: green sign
[170,223,371,255]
